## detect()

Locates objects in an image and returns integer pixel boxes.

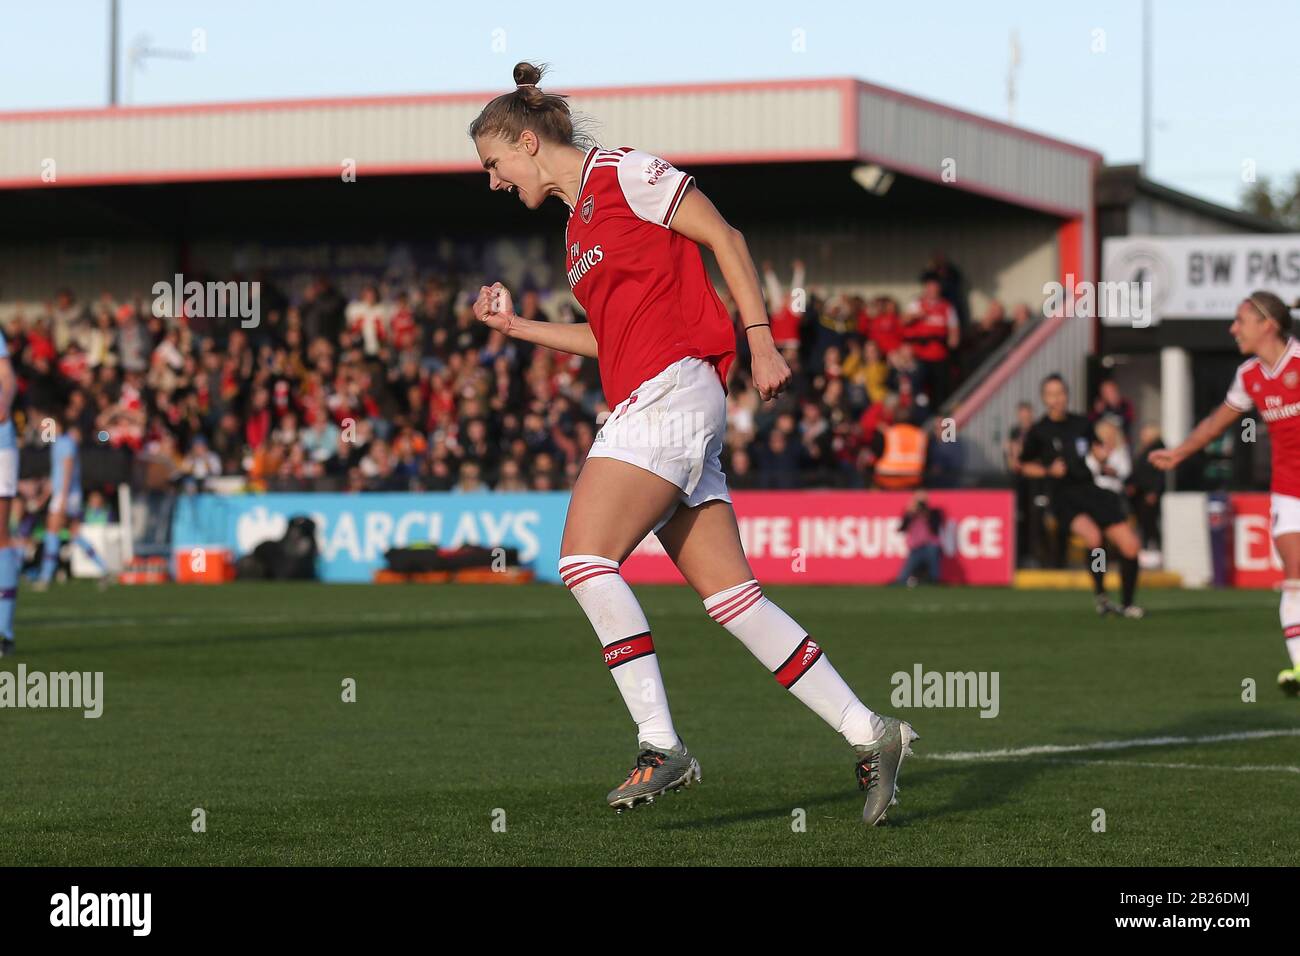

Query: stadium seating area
[3,254,1039,496]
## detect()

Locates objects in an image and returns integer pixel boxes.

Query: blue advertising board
[171,492,571,583]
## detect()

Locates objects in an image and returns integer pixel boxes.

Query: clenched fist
[751,349,792,402]
[473,282,516,334]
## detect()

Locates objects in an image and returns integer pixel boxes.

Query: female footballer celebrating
[1150,291,1300,695]
[470,62,916,822]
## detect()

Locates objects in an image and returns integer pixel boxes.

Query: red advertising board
[622,490,1015,585]
[1229,493,1282,588]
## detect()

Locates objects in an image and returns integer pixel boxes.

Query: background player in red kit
[469,62,917,821]
[1151,291,1300,694]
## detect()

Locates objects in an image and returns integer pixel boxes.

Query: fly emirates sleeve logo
[566,243,604,289]
[644,157,672,186]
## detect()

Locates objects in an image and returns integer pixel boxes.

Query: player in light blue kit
[0,331,19,656]
[35,413,108,590]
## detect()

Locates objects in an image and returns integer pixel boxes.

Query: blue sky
[2,0,1295,210]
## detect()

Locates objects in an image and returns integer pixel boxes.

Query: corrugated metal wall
[0,239,174,318]
[729,210,1058,309]
[1,210,1060,323]
[1,100,484,182]
[858,87,1093,215]
[572,87,843,156]
[0,86,845,185]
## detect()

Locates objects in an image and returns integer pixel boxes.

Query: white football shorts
[0,448,16,499]
[586,356,731,533]
[1272,493,1300,537]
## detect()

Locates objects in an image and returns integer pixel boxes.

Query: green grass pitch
[2,581,1295,866]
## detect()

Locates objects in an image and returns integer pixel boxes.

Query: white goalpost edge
[118,483,134,565]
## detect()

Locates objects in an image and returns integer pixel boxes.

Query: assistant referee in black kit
[1018,373,1144,618]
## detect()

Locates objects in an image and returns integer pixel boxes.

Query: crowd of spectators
[0,252,1036,497]
[728,256,1038,489]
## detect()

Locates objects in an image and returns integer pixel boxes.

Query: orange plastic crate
[174,548,235,584]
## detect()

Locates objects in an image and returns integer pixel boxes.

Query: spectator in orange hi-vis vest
[874,413,927,490]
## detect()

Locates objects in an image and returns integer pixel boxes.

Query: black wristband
[744,323,770,332]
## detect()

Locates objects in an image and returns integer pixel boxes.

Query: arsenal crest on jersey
[581,195,594,223]
[1285,370,1299,389]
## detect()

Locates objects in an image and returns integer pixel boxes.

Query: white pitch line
[927,727,1300,761]
[1042,757,1300,775]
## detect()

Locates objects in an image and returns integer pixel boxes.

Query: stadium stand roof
[0,76,1100,218]
[1096,164,1288,235]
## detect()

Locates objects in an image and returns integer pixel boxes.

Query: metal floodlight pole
[109,0,120,106]
[1142,0,1153,173]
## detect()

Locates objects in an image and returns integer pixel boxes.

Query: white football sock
[560,555,680,751]
[1282,580,1300,668]
[704,579,884,747]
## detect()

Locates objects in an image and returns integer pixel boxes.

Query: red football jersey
[902,296,957,362]
[563,146,736,409]
[769,304,801,349]
[869,310,904,356]
[1225,337,1300,498]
